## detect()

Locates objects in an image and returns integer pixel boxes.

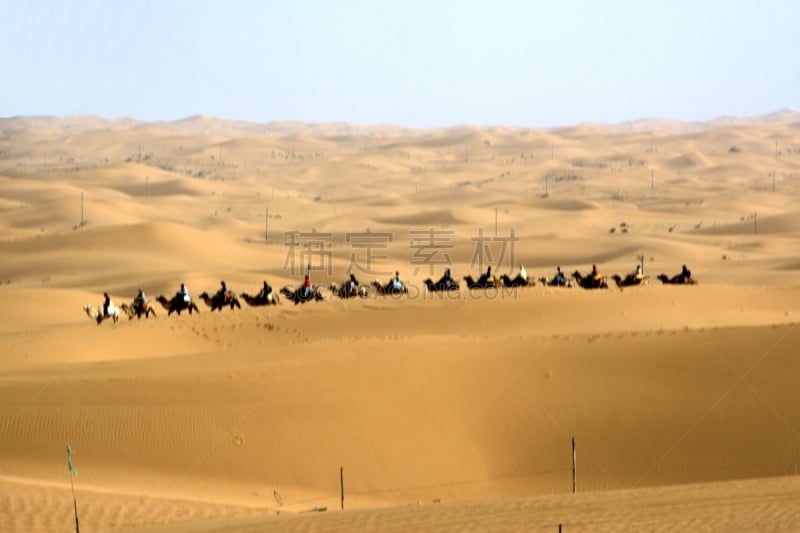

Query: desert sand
[1,112,800,532]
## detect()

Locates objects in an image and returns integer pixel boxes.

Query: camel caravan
[84,264,695,324]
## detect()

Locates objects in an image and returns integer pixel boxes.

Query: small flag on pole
[66,444,78,476]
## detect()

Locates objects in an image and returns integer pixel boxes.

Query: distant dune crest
[2,109,798,138]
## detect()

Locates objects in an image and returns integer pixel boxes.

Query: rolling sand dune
[1,113,800,532]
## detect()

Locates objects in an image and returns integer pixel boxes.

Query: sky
[0,0,798,128]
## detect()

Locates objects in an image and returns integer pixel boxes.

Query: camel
[423,278,460,292]
[84,303,119,325]
[241,291,280,306]
[571,270,609,289]
[463,274,498,289]
[537,276,572,288]
[199,291,242,311]
[329,282,369,299]
[120,300,157,320]
[500,274,532,287]
[657,273,698,285]
[155,294,200,316]
[281,285,325,304]
[371,279,409,295]
[611,274,648,289]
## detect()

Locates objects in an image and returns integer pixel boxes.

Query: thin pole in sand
[80,192,85,227]
[66,444,80,533]
[572,437,576,494]
[340,466,344,510]
[265,206,269,242]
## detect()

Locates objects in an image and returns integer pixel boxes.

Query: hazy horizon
[2,1,798,128]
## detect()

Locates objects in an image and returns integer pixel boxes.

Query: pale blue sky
[1,1,798,127]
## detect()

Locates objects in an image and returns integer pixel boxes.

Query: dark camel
[156,295,200,316]
[280,285,325,304]
[463,274,498,289]
[199,291,242,311]
[657,273,698,285]
[423,278,460,292]
[571,270,609,289]
[241,291,280,306]
[611,274,648,288]
[500,274,532,287]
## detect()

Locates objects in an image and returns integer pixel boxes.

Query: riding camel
[657,273,698,285]
[199,291,242,311]
[280,285,325,304]
[571,270,609,289]
[329,281,369,299]
[537,276,572,288]
[423,278,460,292]
[611,273,648,289]
[463,274,498,289]
[371,279,409,295]
[155,294,200,316]
[500,273,532,287]
[84,303,119,325]
[120,300,157,320]
[241,291,280,306]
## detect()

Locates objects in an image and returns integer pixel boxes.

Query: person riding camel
[392,271,403,291]
[680,264,692,281]
[591,263,601,281]
[553,266,566,286]
[258,280,273,300]
[178,283,190,303]
[440,268,454,289]
[518,265,528,282]
[217,281,229,303]
[348,273,360,296]
[633,264,644,282]
[484,266,496,286]
[103,292,113,317]
[302,274,313,300]
[134,288,146,312]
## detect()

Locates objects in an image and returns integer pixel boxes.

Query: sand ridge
[1,113,800,531]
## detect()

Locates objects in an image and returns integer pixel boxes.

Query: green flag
[66,444,78,476]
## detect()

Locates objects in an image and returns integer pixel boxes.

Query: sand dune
[1,112,800,532]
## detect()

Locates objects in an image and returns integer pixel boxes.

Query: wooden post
[71,475,80,533]
[340,466,344,510]
[572,437,576,494]
[265,206,269,242]
[80,192,84,227]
